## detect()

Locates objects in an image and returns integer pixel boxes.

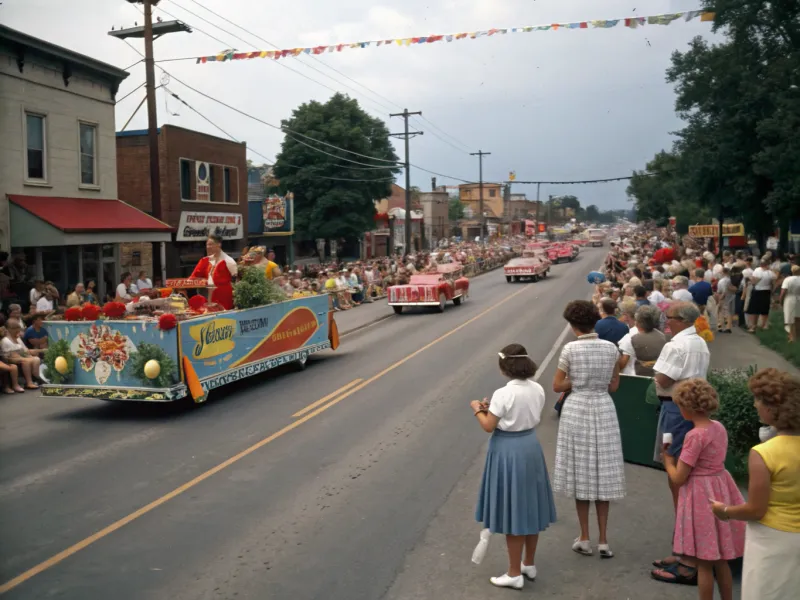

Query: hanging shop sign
[687,223,745,238]
[196,162,211,202]
[177,212,243,241]
[262,193,294,235]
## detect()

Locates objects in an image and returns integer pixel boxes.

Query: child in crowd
[659,378,745,600]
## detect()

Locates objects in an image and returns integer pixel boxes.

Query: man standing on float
[190,234,238,310]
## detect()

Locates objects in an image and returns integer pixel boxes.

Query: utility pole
[111,2,190,282]
[535,182,541,234]
[390,109,423,254]
[470,150,491,243]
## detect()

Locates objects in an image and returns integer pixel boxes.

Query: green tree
[448,195,464,221]
[272,93,400,241]
[584,205,600,222]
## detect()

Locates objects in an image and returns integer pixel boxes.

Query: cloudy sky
[3,0,717,210]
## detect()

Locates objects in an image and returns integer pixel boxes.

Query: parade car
[551,243,576,263]
[388,263,469,314]
[525,242,559,262]
[504,247,552,283]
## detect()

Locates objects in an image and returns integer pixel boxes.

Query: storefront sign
[177,212,243,241]
[373,228,390,236]
[196,162,211,202]
[165,278,208,289]
[524,220,536,237]
[262,193,294,234]
[687,223,745,238]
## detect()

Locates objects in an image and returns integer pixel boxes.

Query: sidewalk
[384,324,797,600]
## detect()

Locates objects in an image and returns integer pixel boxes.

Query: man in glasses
[650,301,710,586]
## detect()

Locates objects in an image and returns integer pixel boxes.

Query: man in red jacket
[190,235,238,310]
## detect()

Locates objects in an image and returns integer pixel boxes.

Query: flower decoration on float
[81,303,101,321]
[188,295,207,310]
[102,302,126,318]
[158,313,178,331]
[129,343,179,388]
[64,307,83,321]
[43,339,76,385]
[159,288,173,298]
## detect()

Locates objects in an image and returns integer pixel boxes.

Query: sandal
[651,562,698,586]
[598,543,614,559]
[25,384,39,390]
[652,555,680,568]
[3,388,14,394]
[572,538,592,556]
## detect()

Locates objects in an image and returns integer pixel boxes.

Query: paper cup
[663,432,673,445]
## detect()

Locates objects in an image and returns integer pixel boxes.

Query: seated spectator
[66,283,85,308]
[23,314,48,351]
[1,319,41,390]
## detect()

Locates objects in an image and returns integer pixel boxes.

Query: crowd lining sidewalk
[384,323,789,600]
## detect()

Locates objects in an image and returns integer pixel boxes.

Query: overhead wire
[116,80,146,103]
[175,0,475,154]
[161,86,395,182]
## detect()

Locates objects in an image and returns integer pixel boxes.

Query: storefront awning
[9,195,173,247]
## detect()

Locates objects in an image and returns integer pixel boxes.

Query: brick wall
[119,242,154,280]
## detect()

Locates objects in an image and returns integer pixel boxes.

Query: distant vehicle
[388,263,469,314]
[550,242,576,263]
[586,228,606,247]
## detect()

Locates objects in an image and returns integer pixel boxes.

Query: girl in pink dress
[662,378,745,600]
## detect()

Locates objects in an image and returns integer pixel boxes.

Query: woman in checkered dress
[553,300,626,559]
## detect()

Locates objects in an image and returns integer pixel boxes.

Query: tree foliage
[627,1,800,249]
[448,195,464,221]
[272,94,400,241]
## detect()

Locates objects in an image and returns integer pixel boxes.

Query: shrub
[709,366,760,482]
[234,266,286,309]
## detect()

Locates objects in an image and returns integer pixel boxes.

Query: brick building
[116,125,247,277]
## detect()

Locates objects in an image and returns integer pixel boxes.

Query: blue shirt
[22,325,48,348]
[595,316,629,345]
[688,280,713,306]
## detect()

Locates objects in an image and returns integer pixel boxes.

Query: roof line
[0,24,130,82]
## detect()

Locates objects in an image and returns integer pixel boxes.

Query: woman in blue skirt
[471,343,558,590]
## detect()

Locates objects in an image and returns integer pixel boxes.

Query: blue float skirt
[475,428,558,536]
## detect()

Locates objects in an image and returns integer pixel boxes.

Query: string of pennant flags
[196,10,714,65]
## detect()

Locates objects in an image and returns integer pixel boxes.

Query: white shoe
[489,573,524,590]
[572,537,593,556]
[598,543,614,559]
[521,563,537,581]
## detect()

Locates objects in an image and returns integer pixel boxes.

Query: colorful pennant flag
[195,10,714,65]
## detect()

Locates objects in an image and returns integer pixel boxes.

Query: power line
[508,173,662,185]
[117,80,146,103]
[145,2,240,50]
[175,0,473,154]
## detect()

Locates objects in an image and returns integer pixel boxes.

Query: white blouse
[488,379,546,432]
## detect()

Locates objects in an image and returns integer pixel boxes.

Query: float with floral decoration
[40,271,340,403]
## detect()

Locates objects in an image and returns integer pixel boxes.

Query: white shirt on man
[648,291,665,305]
[116,283,131,301]
[617,326,640,376]
[36,297,54,312]
[653,326,710,397]
[752,267,776,291]
[488,379,546,432]
[29,288,42,305]
[672,288,693,302]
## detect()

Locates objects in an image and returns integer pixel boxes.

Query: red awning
[8,195,173,233]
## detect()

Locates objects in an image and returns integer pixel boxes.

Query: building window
[489,189,497,198]
[25,113,46,180]
[79,122,97,186]
[180,159,192,199]
[209,165,217,202]
[223,167,231,202]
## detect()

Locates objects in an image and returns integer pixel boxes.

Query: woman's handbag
[554,390,570,417]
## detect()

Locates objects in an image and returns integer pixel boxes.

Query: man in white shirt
[35,287,57,313]
[670,276,694,302]
[650,301,710,584]
[616,300,639,376]
[116,272,133,302]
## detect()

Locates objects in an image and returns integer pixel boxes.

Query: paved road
[0,250,601,599]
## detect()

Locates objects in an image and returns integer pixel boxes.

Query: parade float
[40,265,340,404]
[387,263,469,314]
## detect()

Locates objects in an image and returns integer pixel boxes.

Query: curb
[337,264,507,337]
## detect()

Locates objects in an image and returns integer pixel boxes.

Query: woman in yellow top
[710,367,800,600]
[248,247,281,280]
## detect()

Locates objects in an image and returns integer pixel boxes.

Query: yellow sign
[687,223,745,238]
[508,171,516,181]
[189,318,237,360]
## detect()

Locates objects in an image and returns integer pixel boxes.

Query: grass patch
[754,310,800,369]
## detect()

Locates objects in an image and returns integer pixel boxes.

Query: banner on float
[178,294,330,383]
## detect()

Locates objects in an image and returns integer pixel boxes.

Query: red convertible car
[525,242,559,262]
[388,263,469,314]
[505,248,552,283]
[551,242,579,263]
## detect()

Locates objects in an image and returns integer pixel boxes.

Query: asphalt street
[0,250,603,600]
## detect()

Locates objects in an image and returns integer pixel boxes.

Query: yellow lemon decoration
[144,359,161,380]
[54,356,68,375]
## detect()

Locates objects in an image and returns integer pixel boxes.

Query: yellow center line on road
[0,283,532,596]
[292,379,363,418]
